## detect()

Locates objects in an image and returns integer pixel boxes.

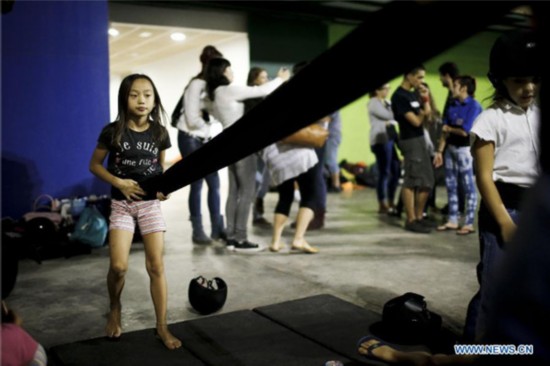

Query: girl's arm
[89,146,145,201]
[227,78,284,102]
[472,138,516,243]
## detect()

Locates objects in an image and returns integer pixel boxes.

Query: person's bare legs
[291,207,318,253]
[402,187,416,223]
[270,213,288,251]
[415,188,431,220]
[105,229,133,339]
[143,231,182,350]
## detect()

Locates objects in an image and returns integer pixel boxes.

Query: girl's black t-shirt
[98,122,171,200]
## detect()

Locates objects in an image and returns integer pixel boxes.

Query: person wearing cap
[463,29,541,342]
[175,45,227,245]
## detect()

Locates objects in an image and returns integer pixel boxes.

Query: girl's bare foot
[105,304,122,339]
[156,324,182,350]
[291,239,319,254]
[269,241,286,252]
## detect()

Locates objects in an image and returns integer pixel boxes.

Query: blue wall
[2,0,110,218]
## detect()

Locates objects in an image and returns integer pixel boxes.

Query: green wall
[329,24,501,165]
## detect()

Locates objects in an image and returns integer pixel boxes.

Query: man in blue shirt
[434,75,482,235]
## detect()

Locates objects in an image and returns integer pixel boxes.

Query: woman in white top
[464,30,540,342]
[176,45,225,245]
[205,58,290,251]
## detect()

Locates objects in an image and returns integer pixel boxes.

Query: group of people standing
[359,29,542,365]
[369,62,481,235]
[81,25,540,358]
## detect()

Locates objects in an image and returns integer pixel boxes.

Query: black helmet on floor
[488,30,539,86]
[188,276,227,315]
[382,292,441,342]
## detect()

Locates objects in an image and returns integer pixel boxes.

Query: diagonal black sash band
[141,1,520,197]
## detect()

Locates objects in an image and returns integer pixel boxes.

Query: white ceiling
[108,22,244,74]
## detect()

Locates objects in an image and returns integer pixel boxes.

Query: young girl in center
[89,74,181,350]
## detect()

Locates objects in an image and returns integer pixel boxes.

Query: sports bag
[70,206,108,247]
[382,292,442,341]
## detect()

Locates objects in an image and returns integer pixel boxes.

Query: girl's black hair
[112,74,167,148]
[205,58,231,101]
[247,67,266,86]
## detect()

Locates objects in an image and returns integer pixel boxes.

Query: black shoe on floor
[234,240,263,252]
[225,239,237,250]
[405,220,432,233]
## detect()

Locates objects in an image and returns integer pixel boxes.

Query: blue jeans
[371,141,400,203]
[463,208,520,342]
[324,136,341,174]
[177,131,221,219]
[444,145,477,226]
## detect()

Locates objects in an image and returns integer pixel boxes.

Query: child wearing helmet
[463,30,541,342]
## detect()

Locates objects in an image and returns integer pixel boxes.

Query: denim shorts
[109,199,166,235]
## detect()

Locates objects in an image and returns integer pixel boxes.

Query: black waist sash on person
[479,181,531,233]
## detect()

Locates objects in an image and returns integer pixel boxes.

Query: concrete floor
[8,181,479,349]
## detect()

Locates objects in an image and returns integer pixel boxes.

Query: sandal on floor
[437,223,459,231]
[357,335,387,359]
[456,226,475,235]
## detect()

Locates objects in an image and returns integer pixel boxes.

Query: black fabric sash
[140,1,520,198]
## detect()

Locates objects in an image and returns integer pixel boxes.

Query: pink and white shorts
[109,200,166,235]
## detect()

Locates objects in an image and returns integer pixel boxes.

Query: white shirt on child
[470,100,540,187]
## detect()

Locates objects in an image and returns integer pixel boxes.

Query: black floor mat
[49,326,205,366]
[170,309,355,366]
[254,294,434,365]
[49,295,452,366]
